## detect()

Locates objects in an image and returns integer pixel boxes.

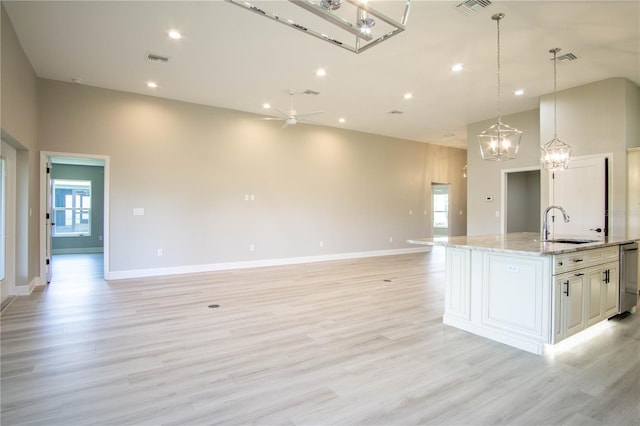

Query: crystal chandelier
[478,13,523,161]
[541,48,572,170]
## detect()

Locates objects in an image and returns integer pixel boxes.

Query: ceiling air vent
[146,52,169,64]
[555,52,578,63]
[387,110,404,115]
[455,0,492,16]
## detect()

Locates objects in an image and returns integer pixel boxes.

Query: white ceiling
[4,1,639,149]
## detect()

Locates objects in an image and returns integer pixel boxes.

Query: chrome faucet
[542,205,570,241]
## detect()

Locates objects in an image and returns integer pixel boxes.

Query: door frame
[431,182,451,237]
[1,139,17,300]
[548,153,611,238]
[500,166,542,235]
[39,151,110,282]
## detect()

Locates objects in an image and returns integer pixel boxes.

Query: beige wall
[37,79,466,275]
[467,77,639,239]
[540,78,638,238]
[467,109,541,235]
[1,5,39,289]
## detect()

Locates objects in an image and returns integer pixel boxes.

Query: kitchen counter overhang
[407,232,636,256]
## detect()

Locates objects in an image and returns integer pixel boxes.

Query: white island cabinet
[408,233,635,355]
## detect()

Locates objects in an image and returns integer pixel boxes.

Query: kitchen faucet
[542,205,570,241]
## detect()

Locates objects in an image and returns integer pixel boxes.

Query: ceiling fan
[262,90,324,127]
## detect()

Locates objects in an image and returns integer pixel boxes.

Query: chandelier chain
[553,49,558,139]
[496,15,501,122]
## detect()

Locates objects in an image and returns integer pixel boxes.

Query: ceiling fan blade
[261,117,285,121]
[296,111,324,117]
[271,107,288,117]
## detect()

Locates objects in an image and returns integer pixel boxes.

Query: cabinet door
[603,262,619,318]
[587,268,605,326]
[563,273,587,338]
[445,248,470,320]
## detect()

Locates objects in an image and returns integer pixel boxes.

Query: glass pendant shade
[478,122,523,161]
[478,13,523,162]
[541,47,572,171]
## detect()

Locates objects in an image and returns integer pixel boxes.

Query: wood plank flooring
[1,250,638,425]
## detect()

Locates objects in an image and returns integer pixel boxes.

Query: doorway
[432,183,450,237]
[40,152,110,283]
[504,169,541,233]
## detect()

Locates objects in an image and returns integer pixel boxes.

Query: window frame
[52,179,92,237]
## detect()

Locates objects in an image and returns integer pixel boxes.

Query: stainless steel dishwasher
[619,242,638,314]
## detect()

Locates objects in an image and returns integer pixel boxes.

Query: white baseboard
[52,247,104,255]
[13,277,40,295]
[106,247,431,281]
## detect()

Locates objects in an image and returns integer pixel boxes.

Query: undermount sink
[544,238,599,244]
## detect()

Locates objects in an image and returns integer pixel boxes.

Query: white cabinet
[444,248,470,321]
[441,242,622,353]
[555,272,587,339]
[602,262,619,318]
[552,248,619,343]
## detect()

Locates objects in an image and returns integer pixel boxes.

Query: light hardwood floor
[1,250,638,425]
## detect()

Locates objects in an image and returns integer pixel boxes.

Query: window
[433,191,449,228]
[53,179,91,237]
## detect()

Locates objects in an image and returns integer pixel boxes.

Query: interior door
[549,156,607,237]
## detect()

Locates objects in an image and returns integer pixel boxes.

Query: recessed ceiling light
[316,68,327,77]
[338,117,346,123]
[514,89,525,96]
[147,81,158,88]
[451,63,464,72]
[262,103,271,109]
[168,29,182,40]
[403,93,413,100]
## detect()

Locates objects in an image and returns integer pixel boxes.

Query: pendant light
[541,48,572,170]
[478,13,523,161]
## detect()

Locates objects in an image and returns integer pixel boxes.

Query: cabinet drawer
[554,246,619,274]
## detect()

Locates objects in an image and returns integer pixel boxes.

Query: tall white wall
[540,78,638,238]
[467,109,541,235]
[37,79,467,276]
[0,5,39,294]
[467,77,639,238]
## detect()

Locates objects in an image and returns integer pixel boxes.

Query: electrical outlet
[319,241,324,247]
[157,249,163,257]
[389,237,393,243]
[249,244,255,252]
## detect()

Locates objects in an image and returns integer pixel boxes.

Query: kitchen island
[407,232,637,354]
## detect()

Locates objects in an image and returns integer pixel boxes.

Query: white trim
[500,165,541,235]
[106,247,431,280]
[40,151,110,282]
[52,247,104,255]
[14,276,39,294]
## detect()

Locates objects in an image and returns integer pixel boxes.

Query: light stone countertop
[407,232,638,256]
